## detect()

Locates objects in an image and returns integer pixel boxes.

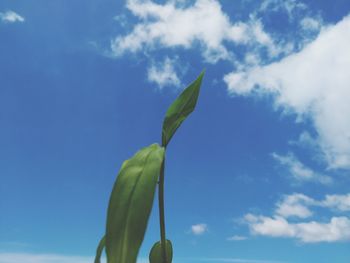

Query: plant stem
[158,154,168,263]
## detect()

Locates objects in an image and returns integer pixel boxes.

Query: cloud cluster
[0,10,24,23]
[110,0,326,107]
[276,193,350,218]
[111,0,292,63]
[225,15,350,170]
[246,215,350,243]
[244,193,350,243]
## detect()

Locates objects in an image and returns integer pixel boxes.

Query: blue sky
[1,0,350,262]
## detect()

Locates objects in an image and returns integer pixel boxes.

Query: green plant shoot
[95,71,204,263]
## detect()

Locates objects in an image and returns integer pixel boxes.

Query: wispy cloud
[300,17,322,31]
[193,257,285,263]
[259,0,307,18]
[272,152,332,184]
[147,57,181,89]
[0,11,25,23]
[226,235,248,241]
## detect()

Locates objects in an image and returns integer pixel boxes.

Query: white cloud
[0,11,24,23]
[0,253,147,263]
[245,214,296,238]
[291,131,317,148]
[111,0,290,63]
[147,57,181,89]
[321,194,350,212]
[225,14,350,170]
[244,192,350,243]
[191,223,208,235]
[226,235,248,241]
[275,193,314,218]
[0,253,92,263]
[272,152,332,184]
[245,214,350,243]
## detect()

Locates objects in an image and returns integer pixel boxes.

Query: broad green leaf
[94,236,105,263]
[149,240,173,263]
[106,143,165,263]
[162,71,204,147]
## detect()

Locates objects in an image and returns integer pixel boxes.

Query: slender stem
[158,153,168,263]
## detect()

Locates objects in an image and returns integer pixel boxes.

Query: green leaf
[149,240,173,263]
[106,143,165,263]
[94,236,105,263]
[162,70,205,147]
